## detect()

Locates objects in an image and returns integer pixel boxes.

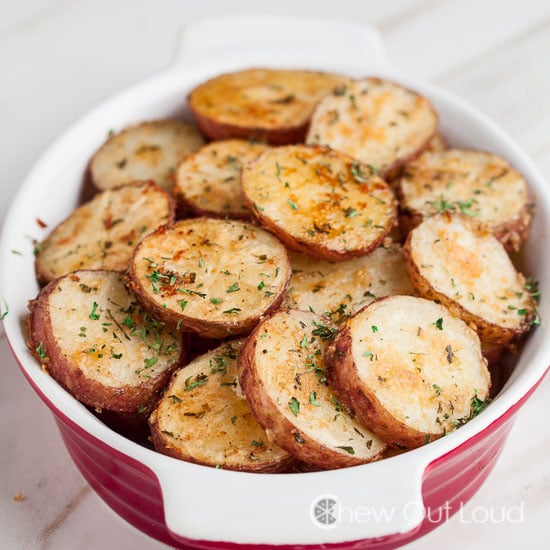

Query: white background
[1,1,549,548]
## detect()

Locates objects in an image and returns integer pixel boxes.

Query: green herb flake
[230,415,237,424]
[433,318,444,330]
[144,357,158,369]
[184,373,209,391]
[288,396,300,416]
[89,301,100,320]
[210,297,223,304]
[167,394,183,404]
[223,308,241,314]
[336,446,355,455]
[287,198,299,211]
[311,320,337,341]
[371,325,378,333]
[180,300,188,311]
[309,391,321,407]
[433,384,442,397]
[36,341,47,360]
[226,282,240,293]
[350,162,369,183]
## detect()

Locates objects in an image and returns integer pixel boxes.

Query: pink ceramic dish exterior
[15,350,547,550]
[2,16,550,549]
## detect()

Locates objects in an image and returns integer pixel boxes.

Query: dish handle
[153,452,429,546]
[172,15,388,74]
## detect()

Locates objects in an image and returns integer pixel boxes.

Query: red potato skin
[34,180,176,286]
[378,130,437,182]
[189,109,307,146]
[241,146,399,262]
[237,316,383,469]
[174,188,252,222]
[244,199,397,262]
[396,193,533,254]
[126,221,292,339]
[27,275,187,413]
[325,313,443,450]
[402,228,534,345]
[148,408,296,473]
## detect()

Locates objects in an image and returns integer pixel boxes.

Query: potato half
[307,78,438,179]
[241,145,397,261]
[403,213,536,344]
[89,120,205,191]
[238,309,386,469]
[35,181,175,285]
[326,295,491,449]
[28,270,185,413]
[188,68,346,144]
[284,242,414,321]
[128,218,291,338]
[150,339,293,472]
[175,139,268,219]
[397,149,532,251]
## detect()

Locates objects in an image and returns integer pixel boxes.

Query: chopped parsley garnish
[336,446,355,455]
[350,162,369,183]
[309,391,321,406]
[288,396,300,416]
[89,302,100,320]
[36,341,47,360]
[311,320,337,341]
[433,318,444,330]
[226,282,240,293]
[184,373,209,391]
[144,357,158,369]
[287,198,299,210]
[223,307,242,314]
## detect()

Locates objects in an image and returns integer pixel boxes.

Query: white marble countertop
[1,1,549,548]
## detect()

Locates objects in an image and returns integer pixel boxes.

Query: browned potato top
[89,120,205,191]
[188,68,345,131]
[175,139,268,218]
[149,339,292,471]
[284,242,413,321]
[327,295,491,448]
[398,149,532,250]
[404,213,535,344]
[128,218,291,338]
[307,78,438,178]
[241,145,397,261]
[238,309,386,468]
[28,270,185,413]
[35,181,175,284]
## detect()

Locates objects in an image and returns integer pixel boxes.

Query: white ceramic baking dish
[1,15,549,549]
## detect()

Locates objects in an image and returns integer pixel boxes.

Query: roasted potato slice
[241,145,397,261]
[128,218,291,338]
[326,295,491,449]
[307,78,438,179]
[404,213,536,344]
[425,133,447,153]
[89,120,205,192]
[238,309,386,469]
[284,242,414,321]
[150,339,293,471]
[397,149,532,252]
[188,68,346,144]
[175,139,268,219]
[27,270,185,413]
[34,181,175,285]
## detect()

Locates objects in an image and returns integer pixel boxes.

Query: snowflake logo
[310,495,339,528]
